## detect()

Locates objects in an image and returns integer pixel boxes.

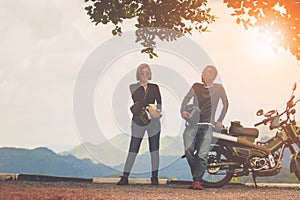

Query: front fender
[290,150,300,173]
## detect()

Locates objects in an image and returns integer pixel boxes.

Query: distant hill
[0,146,190,179]
[1,146,299,183]
[0,147,117,178]
[64,134,184,166]
[64,132,295,169]
[1,127,299,183]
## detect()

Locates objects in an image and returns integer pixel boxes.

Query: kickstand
[252,173,257,188]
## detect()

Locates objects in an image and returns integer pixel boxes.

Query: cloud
[0,0,107,151]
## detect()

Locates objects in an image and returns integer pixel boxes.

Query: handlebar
[254,121,265,127]
[254,98,299,127]
[254,119,269,127]
[287,95,295,108]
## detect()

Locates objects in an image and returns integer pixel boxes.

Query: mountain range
[0,147,117,178]
[1,132,299,182]
[0,146,191,180]
[63,134,185,167]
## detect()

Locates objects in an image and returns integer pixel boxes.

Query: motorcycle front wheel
[202,146,234,188]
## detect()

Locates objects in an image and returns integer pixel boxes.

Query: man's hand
[215,121,223,129]
[181,111,190,119]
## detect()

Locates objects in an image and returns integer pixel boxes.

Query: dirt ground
[1,181,300,200]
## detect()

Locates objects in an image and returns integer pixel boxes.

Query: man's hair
[203,65,218,80]
[136,63,152,80]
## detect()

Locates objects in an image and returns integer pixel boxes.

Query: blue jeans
[123,119,161,177]
[183,124,213,181]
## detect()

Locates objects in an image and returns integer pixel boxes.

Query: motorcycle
[202,83,300,188]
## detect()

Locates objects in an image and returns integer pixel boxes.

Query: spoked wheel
[202,146,234,188]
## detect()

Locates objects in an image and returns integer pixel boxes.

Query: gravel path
[1,181,300,200]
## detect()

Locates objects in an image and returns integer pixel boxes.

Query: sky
[1,0,299,153]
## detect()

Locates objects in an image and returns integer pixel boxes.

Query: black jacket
[130,82,162,125]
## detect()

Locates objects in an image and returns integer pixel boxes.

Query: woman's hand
[148,106,161,119]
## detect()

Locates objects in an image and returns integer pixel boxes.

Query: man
[180,65,229,190]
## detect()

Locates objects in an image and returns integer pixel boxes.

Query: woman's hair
[136,63,152,80]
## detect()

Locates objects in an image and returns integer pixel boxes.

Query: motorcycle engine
[250,157,270,171]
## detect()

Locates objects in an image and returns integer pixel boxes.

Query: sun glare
[249,30,278,62]
[257,32,277,47]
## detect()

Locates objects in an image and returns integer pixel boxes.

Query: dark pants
[123,119,161,177]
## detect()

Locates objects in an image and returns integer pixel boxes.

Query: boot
[117,176,128,185]
[151,177,159,185]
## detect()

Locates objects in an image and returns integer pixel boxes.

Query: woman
[117,63,162,185]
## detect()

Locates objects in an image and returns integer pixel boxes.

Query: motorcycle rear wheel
[202,146,234,188]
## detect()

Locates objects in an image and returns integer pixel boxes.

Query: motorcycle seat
[229,121,259,138]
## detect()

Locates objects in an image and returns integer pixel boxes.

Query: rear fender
[290,150,300,173]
